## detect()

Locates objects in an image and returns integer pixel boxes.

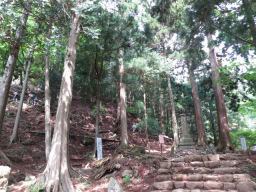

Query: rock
[108,177,123,192]
[0,166,11,179]
[25,173,36,181]
[153,181,173,190]
[133,169,139,178]
[208,154,219,161]
[0,166,11,192]
[173,181,185,188]
[204,181,223,190]
[187,174,203,181]
[186,181,204,189]
[223,182,236,190]
[236,181,255,192]
[131,178,140,184]
[121,170,133,178]
[249,146,256,155]
[218,174,233,182]
[0,178,8,191]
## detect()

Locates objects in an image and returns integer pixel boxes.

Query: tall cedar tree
[43,2,81,191]
[0,0,32,134]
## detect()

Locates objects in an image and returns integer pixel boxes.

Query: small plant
[91,102,106,115]
[6,112,15,118]
[27,183,44,192]
[79,177,90,185]
[122,175,131,185]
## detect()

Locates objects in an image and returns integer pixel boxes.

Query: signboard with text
[159,134,164,144]
[96,137,103,160]
[240,137,247,151]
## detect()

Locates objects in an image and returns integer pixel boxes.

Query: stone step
[172,190,237,192]
[171,174,251,182]
[152,181,255,191]
[169,153,243,163]
[150,190,238,192]
[172,167,241,174]
[169,160,240,169]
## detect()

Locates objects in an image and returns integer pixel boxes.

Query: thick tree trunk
[0,0,32,134]
[143,87,150,152]
[44,8,80,192]
[119,49,128,145]
[45,22,52,162]
[159,91,165,134]
[93,79,100,156]
[242,0,256,45]
[207,33,233,151]
[166,74,179,147]
[209,100,218,146]
[10,42,36,144]
[187,64,207,146]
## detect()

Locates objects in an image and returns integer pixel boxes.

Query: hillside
[0,89,173,191]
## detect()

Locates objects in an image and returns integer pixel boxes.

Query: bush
[138,118,162,136]
[127,100,144,117]
[230,129,256,149]
[91,102,105,115]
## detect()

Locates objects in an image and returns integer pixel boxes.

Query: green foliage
[230,129,256,149]
[122,175,131,185]
[27,183,44,192]
[131,145,145,155]
[91,102,105,115]
[127,101,144,117]
[138,117,162,136]
[239,100,256,115]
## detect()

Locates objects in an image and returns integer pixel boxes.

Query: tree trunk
[242,0,256,45]
[119,49,128,145]
[93,79,100,156]
[44,7,80,192]
[166,74,179,147]
[187,64,207,146]
[159,91,165,134]
[0,0,32,134]
[10,42,36,144]
[45,21,52,162]
[209,99,218,146]
[207,33,233,151]
[143,87,150,152]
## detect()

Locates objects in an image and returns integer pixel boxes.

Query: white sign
[96,137,103,160]
[240,137,247,151]
[159,135,164,144]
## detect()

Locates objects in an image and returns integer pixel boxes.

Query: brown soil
[0,90,255,192]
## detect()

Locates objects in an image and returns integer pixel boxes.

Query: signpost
[159,134,164,155]
[240,137,247,151]
[96,137,103,160]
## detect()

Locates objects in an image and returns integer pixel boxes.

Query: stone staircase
[151,152,256,192]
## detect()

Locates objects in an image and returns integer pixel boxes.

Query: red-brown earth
[0,88,255,192]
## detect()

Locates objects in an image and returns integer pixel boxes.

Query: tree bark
[0,0,32,134]
[45,21,52,162]
[209,99,218,146]
[187,63,207,146]
[10,41,36,144]
[93,78,100,156]
[166,74,179,147]
[44,7,81,192]
[159,91,165,134]
[143,86,150,152]
[207,33,233,151]
[119,49,128,145]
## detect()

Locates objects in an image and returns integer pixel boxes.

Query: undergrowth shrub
[230,129,256,149]
[127,101,144,117]
[138,117,162,136]
[91,102,105,115]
